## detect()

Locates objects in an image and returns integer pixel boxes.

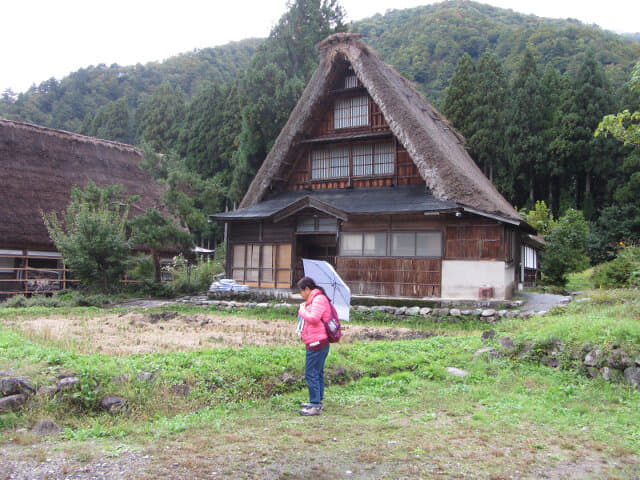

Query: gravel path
[519,291,571,312]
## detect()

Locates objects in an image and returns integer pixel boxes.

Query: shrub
[541,209,590,286]
[171,256,224,294]
[592,245,640,288]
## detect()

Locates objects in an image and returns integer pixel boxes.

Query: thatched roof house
[212,33,538,300]
[0,118,168,295]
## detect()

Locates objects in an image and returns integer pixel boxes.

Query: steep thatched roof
[0,119,166,249]
[239,33,521,223]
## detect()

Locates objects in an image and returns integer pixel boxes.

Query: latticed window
[353,144,372,176]
[312,147,349,179]
[334,96,369,129]
[344,74,358,89]
[373,143,394,175]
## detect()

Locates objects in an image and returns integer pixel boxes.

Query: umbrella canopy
[302,258,351,321]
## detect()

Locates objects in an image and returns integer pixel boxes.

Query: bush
[541,209,590,286]
[592,245,640,288]
[171,256,224,294]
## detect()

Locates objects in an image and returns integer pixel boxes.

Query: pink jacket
[298,288,330,348]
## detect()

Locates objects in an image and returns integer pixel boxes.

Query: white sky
[1,0,639,94]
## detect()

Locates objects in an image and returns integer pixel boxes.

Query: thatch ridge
[239,33,521,222]
[0,118,166,249]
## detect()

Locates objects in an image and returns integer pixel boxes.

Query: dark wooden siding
[337,257,441,297]
[444,223,504,260]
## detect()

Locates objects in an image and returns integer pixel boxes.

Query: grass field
[1,289,639,479]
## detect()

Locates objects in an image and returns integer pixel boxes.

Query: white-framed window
[390,231,442,257]
[339,232,387,256]
[334,95,369,129]
[297,217,338,232]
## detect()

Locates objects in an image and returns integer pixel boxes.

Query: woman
[296,276,332,416]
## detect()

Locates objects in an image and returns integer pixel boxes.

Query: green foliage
[170,255,224,294]
[129,208,191,282]
[522,200,556,236]
[136,82,186,152]
[541,209,590,286]
[596,62,640,147]
[42,182,132,294]
[592,245,640,288]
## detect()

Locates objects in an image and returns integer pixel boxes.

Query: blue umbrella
[302,258,351,321]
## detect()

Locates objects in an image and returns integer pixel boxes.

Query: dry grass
[3,311,432,355]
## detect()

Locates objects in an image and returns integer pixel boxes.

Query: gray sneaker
[300,403,323,410]
[299,406,322,416]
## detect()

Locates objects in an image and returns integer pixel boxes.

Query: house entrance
[294,234,337,282]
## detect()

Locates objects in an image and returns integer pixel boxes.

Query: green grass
[566,268,596,291]
[2,289,640,478]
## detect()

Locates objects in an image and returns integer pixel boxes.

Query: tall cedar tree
[443,53,476,139]
[467,52,507,188]
[136,81,186,152]
[229,0,346,202]
[505,50,545,209]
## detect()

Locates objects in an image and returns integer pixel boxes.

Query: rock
[100,395,127,414]
[510,300,525,308]
[256,303,269,308]
[419,307,432,316]
[394,307,407,316]
[0,376,35,396]
[624,367,640,390]
[586,367,599,378]
[535,310,549,316]
[355,305,370,312]
[282,373,298,384]
[505,311,519,319]
[405,306,420,316]
[460,309,473,316]
[432,308,449,316]
[383,307,396,314]
[481,309,496,317]
[171,383,191,397]
[481,330,496,341]
[137,372,154,382]
[37,386,58,398]
[473,309,483,316]
[32,419,63,437]
[56,376,80,391]
[113,375,129,384]
[541,356,559,368]
[497,310,509,317]
[0,394,28,413]
[473,347,498,359]
[601,367,623,382]
[446,367,468,378]
[518,311,533,319]
[606,349,634,370]
[499,337,515,350]
[449,308,461,316]
[583,349,602,367]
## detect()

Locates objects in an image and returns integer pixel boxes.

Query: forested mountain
[357,1,640,105]
[0,39,261,134]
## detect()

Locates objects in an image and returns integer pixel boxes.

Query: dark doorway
[294,234,337,282]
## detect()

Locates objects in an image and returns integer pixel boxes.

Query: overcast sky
[2,0,639,94]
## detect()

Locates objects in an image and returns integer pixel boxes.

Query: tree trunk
[151,248,161,283]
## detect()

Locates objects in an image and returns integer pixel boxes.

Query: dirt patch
[5,312,435,355]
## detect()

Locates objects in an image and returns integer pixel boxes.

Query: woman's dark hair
[296,276,327,296]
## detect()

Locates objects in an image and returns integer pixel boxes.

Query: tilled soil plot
[6,311,435,355]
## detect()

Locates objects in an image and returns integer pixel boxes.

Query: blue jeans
[305,344,329,406]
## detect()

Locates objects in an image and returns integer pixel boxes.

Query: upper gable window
[334,96,369,129]
[344,74,358,89]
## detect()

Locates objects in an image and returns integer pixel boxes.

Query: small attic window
[344,74,358,89]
